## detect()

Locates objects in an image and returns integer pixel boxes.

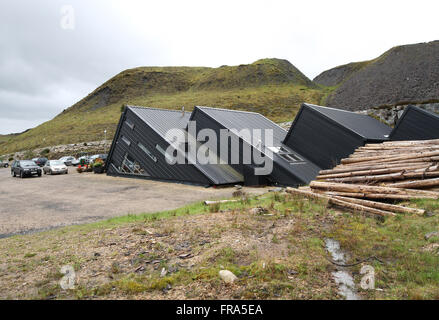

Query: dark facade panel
[106,107,243,186]
[107,108,213,185]
[190,106,321,186]
[390,106,439,141]
[304,104,391,141]
[284,105,367,169]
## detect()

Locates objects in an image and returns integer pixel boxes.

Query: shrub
[92,158,104,168]
[23,150,35,159]
[41,148,50,155]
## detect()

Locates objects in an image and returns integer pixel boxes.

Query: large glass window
[125,119,135,130]
[138,142,157,162]
[119,153,149,176]
[155,144,175,163]
[121,135,131,146]
[268,146,303,163]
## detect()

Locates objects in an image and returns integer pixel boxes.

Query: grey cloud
[0,0,163,134]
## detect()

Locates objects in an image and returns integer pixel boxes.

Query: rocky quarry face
[358,102,439,127]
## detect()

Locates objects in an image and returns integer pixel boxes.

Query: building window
[119,153,149,176]
[121,135,131,146]
[269,146,303,163]
[125,119,135,130]
[156,144,175,163]
[138,142,157,162]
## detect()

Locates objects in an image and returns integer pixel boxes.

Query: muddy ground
[0,167,266,237]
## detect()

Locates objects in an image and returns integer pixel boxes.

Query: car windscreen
[51,160,64,165]
[21,161,37,167]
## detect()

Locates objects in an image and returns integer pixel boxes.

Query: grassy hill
[316,41,439,111]
[0,58,326,155]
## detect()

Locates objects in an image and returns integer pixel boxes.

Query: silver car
[59,156,76,166]
[43,160,68,175]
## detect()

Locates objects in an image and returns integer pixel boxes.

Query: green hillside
[0,59,326,155]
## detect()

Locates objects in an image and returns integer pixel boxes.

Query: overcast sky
[1,0,438,134]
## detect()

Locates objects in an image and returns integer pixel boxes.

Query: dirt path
[0,168,266,237]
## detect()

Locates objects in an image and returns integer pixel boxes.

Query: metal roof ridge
[304,103,369,115]
[195,106,287,132]
[126,105,186,113]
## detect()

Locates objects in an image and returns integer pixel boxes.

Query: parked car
[0,160,9,168]
[59,156,76,166]
[34,157,48,167]
[11,160,42,178]
[72,156,91,166]
[43,160,68,175]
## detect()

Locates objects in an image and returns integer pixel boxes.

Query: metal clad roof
[195,106,287,146]
[129,106,190,138]
[305,103,392,140]
[127,106,243,185]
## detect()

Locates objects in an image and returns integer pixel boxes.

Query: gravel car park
[0,168,266,237]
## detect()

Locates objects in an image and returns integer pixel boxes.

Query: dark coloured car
[0,160,9,168]
[34,157,48,167]
[11,160,42,178]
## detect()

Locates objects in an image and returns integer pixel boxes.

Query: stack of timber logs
[287,139,439,217]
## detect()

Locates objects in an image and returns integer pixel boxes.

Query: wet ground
[325,238,360,300]
[0,167,266,237]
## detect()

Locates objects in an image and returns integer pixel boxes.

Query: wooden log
[204,200,238,205]
[316,190,434,200]
[310,181,439,198]
[379,139,439,146]
[358,145,439,151]
[324,166,439,184]
[387,177,439,189]
[318,162,435,175]
[332,196,425,215]
[341,155,439,167]
[349,148,439,158]
[341,151,439,165]
[317,164,432,179]
[285,188,396,216]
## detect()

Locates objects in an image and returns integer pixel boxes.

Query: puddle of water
[325,238,360,300]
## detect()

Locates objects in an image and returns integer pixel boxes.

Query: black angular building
[189,106,321,186]
[283,103,392,169]
[106,104,395,187]
[390,105,439,141]
[106,105,321,187]
[106,106,243,186]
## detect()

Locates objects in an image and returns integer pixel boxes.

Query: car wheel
[5,164,8,168]
[38,172,42,177]
[20,171,24,178]
[43,170,46,175]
